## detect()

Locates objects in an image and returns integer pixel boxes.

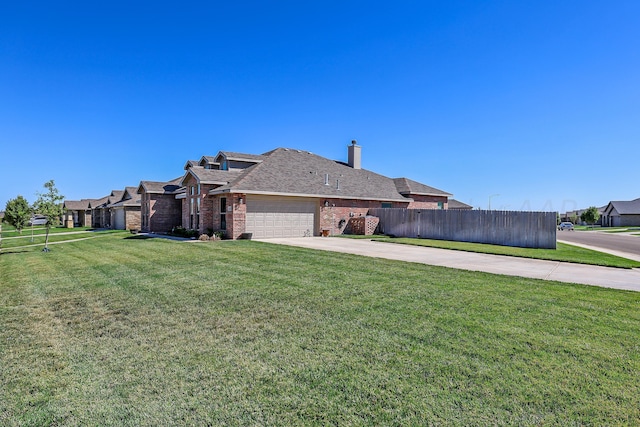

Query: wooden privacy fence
[368,209,557,249]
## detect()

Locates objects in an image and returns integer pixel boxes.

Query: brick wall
[149,194,182,233]
[406,195,448,210]
[125,207,141,231]
[319,199,406,236]
[228,193,246,239]
[346,216,380,235]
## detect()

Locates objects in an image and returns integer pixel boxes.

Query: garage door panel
[246,196,316,239]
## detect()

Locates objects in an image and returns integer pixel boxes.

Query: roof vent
[336,179,341,190]
[324,174,329,185]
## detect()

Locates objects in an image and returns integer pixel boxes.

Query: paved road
[557,230,640,261]
[260,237,640,292]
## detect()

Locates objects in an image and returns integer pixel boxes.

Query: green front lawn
[1,234,639,425]
[1,228,126,250]
[344,235,640,268]
[603,227,640,233]
[1,225,94,238]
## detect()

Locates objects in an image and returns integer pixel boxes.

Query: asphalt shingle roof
[64,200,90,210]
[218,151,265,162]
[88,196,110,208]
[182,167,242,185]
[448,199,473,209]
[209,147,446,202]
[608,198,640,215]
[393,178,452,197]
[138,177,183,194]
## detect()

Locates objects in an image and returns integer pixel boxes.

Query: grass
[1,234,639,425]
[603,227,640,233]
[342,235,640,269]
[1,225,94,238]
[0,226,127,250]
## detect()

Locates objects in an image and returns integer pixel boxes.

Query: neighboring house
[175,142,453,239]
[63,199,92,227]
[109,186,142,231]
[88,196,109,228]
[137,178,183,233]
[601,198,640,227]
[93,191,125,229]
[448,199,473,210]
[562,205,607,226]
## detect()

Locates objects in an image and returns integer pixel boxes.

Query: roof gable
[137,177,183,195]
[180,167,242,186]
[606,199,640,215]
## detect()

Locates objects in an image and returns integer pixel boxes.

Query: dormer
[184,160,199,170]
[214,151,264,171]
[198,156,220,170]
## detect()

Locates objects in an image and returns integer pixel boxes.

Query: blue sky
[1,1,638,213]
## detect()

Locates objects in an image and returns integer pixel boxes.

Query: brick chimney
[348,140,361,169]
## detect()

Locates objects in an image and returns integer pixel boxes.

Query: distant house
[137,178,183,233]
[109,187,142,231]
[601,198,640,227]
[174,142,453,239]
[63,199,92,227]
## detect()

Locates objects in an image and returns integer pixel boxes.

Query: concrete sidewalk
[260,237,640,292]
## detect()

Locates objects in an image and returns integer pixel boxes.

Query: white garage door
[113,208,125,230]
[246,195,316,238]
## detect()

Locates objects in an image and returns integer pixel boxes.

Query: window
[381,202,393,208]
[190,198,195,229]
[220,197,227,230]
[196,197,200,230]
[221,160,228,171]
[437,201,444,210]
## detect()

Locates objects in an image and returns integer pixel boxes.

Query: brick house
[62,199,92,227]
[137,178,183,233]
[174,142,453,239]
[109,186,142,231]
[65,187,141,230]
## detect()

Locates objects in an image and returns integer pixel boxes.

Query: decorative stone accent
[347,216,379,235]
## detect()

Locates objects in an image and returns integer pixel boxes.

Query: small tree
[569,212,579,225]
[580,206,600,227]
[4,195,32,235]
[34,180,64,252]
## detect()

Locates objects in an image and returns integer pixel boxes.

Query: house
[137,178,183,233]
[601,198,640,227]
[176,142,453,239]
[109,187,142,231]
[63,199,92,227]
[89,191,125,229]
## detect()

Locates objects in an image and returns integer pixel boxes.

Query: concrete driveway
[260,237,640,292]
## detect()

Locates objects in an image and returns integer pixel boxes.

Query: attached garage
[245,195,317,238]
[113,208,126,230]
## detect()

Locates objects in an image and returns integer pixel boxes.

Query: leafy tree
[580,206,600,226]
[569,213,579,225]
[4,195,32,234]
[34,180,64,252]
